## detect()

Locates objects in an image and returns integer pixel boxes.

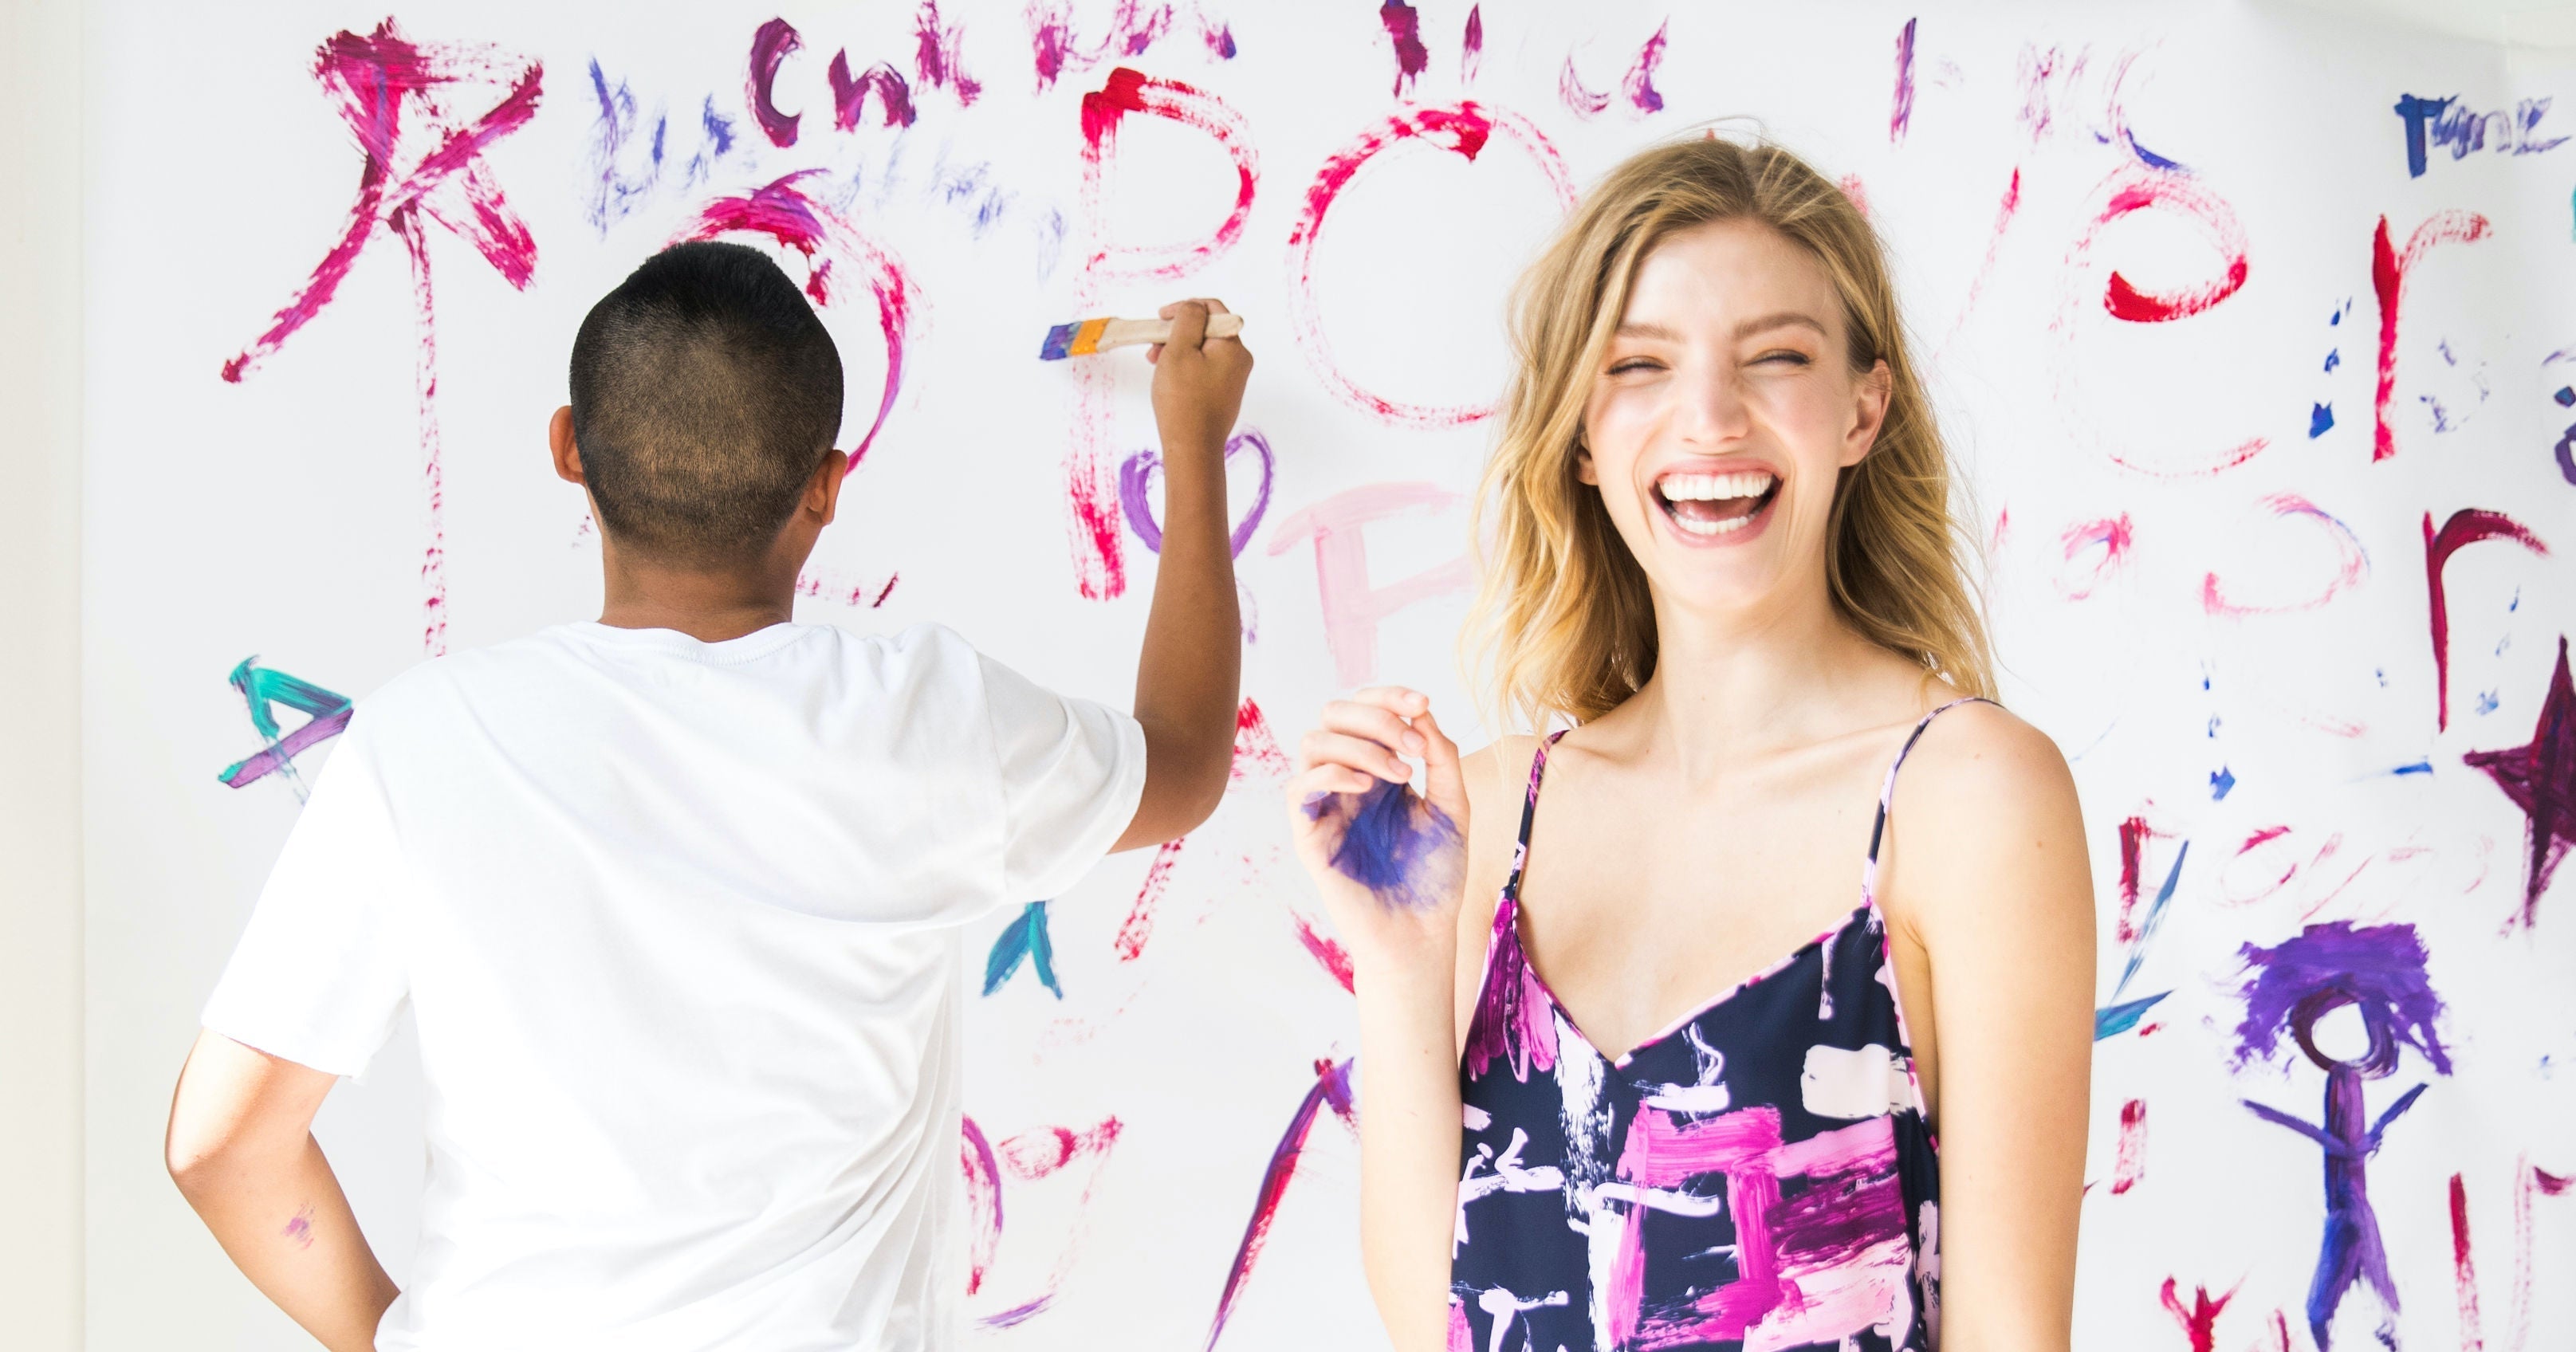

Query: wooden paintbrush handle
[1100,312,1245,349]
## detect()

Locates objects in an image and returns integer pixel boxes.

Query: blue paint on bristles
[1308,777,1461,910]
[1037,316,1111,361]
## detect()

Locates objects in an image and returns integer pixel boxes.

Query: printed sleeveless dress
[1451,700,1984,1352]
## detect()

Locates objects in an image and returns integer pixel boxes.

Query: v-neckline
[1502,894,1874,1069]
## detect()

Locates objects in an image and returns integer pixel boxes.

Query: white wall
[0,0,85,1348]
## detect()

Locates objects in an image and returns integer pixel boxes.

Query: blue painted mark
[982,901,1063,998]
[2391,758,2434,776]
[2094,991,2170,1040]
[2476,690,2501,716]
[2309,403,2335,438]
[2114,842,2189,997]
[2211,766,2236,800]
[2555,387,2575,407]
[2324,348,2340,372]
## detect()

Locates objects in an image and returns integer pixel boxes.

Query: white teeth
[1672,511,1759,536]
[1656,470,1776,501]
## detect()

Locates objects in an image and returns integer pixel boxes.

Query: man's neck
[595,544,799,643]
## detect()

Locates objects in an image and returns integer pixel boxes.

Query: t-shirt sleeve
[976,650,1149,902]
[199,714,411,1079]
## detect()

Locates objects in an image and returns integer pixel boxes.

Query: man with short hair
[166,241,1251,1350]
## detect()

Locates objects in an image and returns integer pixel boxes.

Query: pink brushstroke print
[1265,483,1475,687]
[2200,495,2368,616]
[1205,1056,1356,1350]
[1379,2,1428,97]
[2423,509,2549,731]
[2373,210,2492,461]
[1065,67,1258,599]
[1286,104,1575,427]
[1030,0,1177,91]
[2111,1098,2147,1194]
[221,21,543,657]
[1112,837,1186,961]
[678,170,918,470]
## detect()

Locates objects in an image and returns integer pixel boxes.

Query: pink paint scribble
[1266,483,1475,687]
[2115,815,2177,945]
[2425,509,2549,731]
[2515,1156,2576,1352]
[747,18,804,147]
[1064,68,1258,601]
[221,21,543,657]
[2051,162,2269,478]
[2374,210,2493,461]
[1379,2,1428,97]
[281,1205,317,1249]
[1229,698,1291,784]
[1838,173,1872,221]
[1558,26,1668,120]
[1113,837,1186,961]
[1942,166,2020,346]
[2054,513,2134,600]
[1287,104,1575,428]
[914,0,982,105]
[2110,1098,2146,1195]
[962,1114,1004,1294]
[679,170,918,470]
[2455,1173,2484,1352]
[1030,0,1175,90]
[2200,494,2368,616]
[2161,1278,2236,1352]
[828,53,915,130]
[1290,910,1355,992]
[1206,1056,1357,1350]
[2087,167,2250,323]
[1461,5,1483,83]
[792,569,899,608]
[1622,22,1668,114]
[1890,18,1917,143]
[962,1114,1123,1330]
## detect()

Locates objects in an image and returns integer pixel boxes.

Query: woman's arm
[1881,705,2095,1352]
[1287,689,1473,1352]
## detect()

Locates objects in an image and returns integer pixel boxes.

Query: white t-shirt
[201,621,1146,1352]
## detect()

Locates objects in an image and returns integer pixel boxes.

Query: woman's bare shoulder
[1878,696,2091,937]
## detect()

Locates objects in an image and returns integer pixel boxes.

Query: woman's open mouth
[1652,468,1780,540]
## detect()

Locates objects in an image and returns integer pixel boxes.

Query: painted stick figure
[2234,922,2452,1350]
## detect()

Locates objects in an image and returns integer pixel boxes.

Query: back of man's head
[568,242,844,568]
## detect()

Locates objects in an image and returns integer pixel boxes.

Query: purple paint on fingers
[1308,777,1461,910]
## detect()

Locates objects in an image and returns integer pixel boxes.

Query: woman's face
[1579,218,1890,621]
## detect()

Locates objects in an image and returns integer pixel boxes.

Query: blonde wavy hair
[1467,134,1995,730]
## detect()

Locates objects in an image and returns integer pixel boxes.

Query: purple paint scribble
[828,53,916,129]
[1621,22,1667,115]
[2236,922,2451,1350]
[281,1205,317,1249]
[1460,5,1483,84]
[2395,93,2569,178]
[1206,1057,1356,1351]
[2423,508,2549,732]
[1890,18,1917,143]
[2464,635,2576,928]
[1116,427,1274,556]
[584,59,666,234]
[1029,0,1174,90]
[747,18,804,147]
[218,658,354,798]
[1378,2,1427,98]
[914,0,982,105]
[1305,777,1461,911]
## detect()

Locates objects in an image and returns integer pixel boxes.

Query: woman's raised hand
[1284,687,1470,966]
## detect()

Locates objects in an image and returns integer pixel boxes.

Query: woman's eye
[1609,359,1662,375]
[1754,351,1812,367]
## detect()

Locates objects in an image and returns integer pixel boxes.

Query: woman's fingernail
[1403,733,1426,753]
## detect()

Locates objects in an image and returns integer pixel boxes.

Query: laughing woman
[1289,137,2094,1352]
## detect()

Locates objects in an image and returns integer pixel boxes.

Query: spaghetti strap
[1861,695,1996,903]
[1498,730,1567,904]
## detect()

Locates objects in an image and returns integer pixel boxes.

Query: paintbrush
[1038,312,1246,360]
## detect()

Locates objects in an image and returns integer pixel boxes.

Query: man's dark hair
[568,241,844,566]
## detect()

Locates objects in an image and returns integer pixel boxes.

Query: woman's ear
[1841,359,1893,467]
[1575,433,1600,485]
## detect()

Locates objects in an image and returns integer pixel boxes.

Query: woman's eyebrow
[1734,311,1828,340]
